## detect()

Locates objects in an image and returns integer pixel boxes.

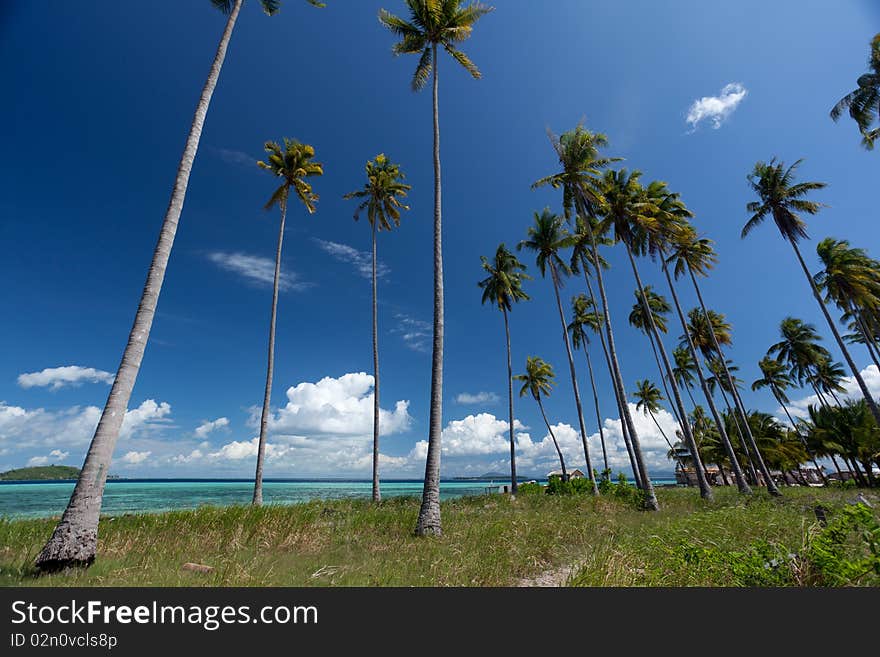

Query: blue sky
[1,1,879,479]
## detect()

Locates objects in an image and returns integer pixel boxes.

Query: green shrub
[516,481,544,496]
[805,503,880,586]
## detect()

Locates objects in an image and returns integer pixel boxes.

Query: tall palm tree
[815,238,880,370]
[601,169,713,500]
[830,33,880,149]
[810,359,848,406]
[671,229,780,495]
[672,347,699,409]
[32,0,326,571]
[479,244,531,495]
[570,217,642,487]
[744,158,880,424]
[518,209,598,494]
[514,357,567,480]
[252,139,323,506]
[344,153,411,502]
[633,380,675,454]
[568,294,608,473]
[380,0,493,537]
[769,317,836,408]
[533,123,657,509]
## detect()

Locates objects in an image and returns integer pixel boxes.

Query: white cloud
[391,313,431,353]
[212,147,257,167]
[207,252,310,291]
[455,391,500,405]
[194,417,229,439]
[17,366,114,390]
[314,239,389,280]
[685,82,747,131]
[120,450,151,465]
[26,449,70,467]
[781,364,880,418]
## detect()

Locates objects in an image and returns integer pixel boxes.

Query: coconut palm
[33,0,327,571]
[514,357,566,480]
[633,380,675,454]
[830,33,880,149]
[744,158,880,423]
[380,0,493,537]
[769,317,836,408]
[479,244,531,495]
[815,238,880,370]
[532,124,660,508]
[672,347,699,409]
[600,169,712,500]
[810,359,848,406]
[670,228,780,495]
[344,153,411,502]
[569,217,642,487]
[568,294,608,473]
[518,209,598,494]
[251,139,322,506]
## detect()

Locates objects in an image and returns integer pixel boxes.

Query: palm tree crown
[479,244,531,311]
[752,356,795,403]
[742,158,827,243]
[379,0,493,91]
[258,138,323,212]
[568,294,603,351]
[517,208,572,277]
[514,356,555,401]
[769,317,833,387]
[629,286,671,335]
[634,379,664,415]
[344,153,411,230]
[815,238,880,317]
[211,0,326,14]
[830,33,880,149]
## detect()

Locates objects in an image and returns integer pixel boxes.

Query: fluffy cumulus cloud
[206,252,310,291]
[194,417,229,439]
[26,449,70,467]
[313,239,389,280]
[17,365,114,390]
[782,364,880,417]
[455,391,500,405]
[686,82,747,131]
[120,450,151,465]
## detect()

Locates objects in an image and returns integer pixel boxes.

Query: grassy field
[1,486,878,587]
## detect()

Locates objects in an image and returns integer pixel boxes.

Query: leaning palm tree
[533,124,658,509]
[568,294,608,473]
[344,153,411,502]
[518,209,598,494]
[33,0,326,571]
[478,244,531,495]
[830,33,880,149]
[672,346,699,409]
[768,317,833,395]
[633,380,675,454]
[744,158,880,424]
[810,359,848,407]
[380,0,493,537]
[252,139,323,506]
[514,356,567,480]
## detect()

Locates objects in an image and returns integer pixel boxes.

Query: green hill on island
[0,465,81,481]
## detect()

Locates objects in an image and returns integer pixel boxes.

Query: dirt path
[516,561,582,587]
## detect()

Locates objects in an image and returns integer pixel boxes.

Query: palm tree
[769,317,835,406]
[533,123,658,509]
[815,238,880,370]
[671,228,780,495]
[672,347,699,409]
[744,158,880,424]
[830,33,880,149]
[518,209,598,494]
[601,169,713,500]
[32,0,326,571]
[252,139,322,506]
[344,153,411,502]
[633,380,675,454]
[515,357,567,480]
[479,244,531,495]
[568,294,608,473]
[570,217,642,487]
[380,0,493,537]
[811,359,848,406]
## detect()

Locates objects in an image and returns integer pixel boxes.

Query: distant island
[0,465,81,481]
[453,472,543,481]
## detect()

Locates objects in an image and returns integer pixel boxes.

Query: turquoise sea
[0,477,678,520]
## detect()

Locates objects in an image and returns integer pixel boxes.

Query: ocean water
[0,477,679,520]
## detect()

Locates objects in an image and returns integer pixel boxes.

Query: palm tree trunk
[584,272,641,487]
[645,329,682,427]
[503,308,517,495]
[549,261,598,494]
[688,266,781,496]
[718,462,730,486]
[371,221,381,502]
[416,43,444,536]
[35,0,243,571]
[790,239,880,424]
[776,389,827,485]
[581,211,657,509]
[537,397,566,480]
[626,244,712,500]
[253,200,287,506]
[683,381,698,411]
[830,454,844,478]
[582,347,608,473]
[662,255,750,494]
[852,306,880,370]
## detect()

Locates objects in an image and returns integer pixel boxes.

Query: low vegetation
[0,466,80,481]
[2,487,876,587]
